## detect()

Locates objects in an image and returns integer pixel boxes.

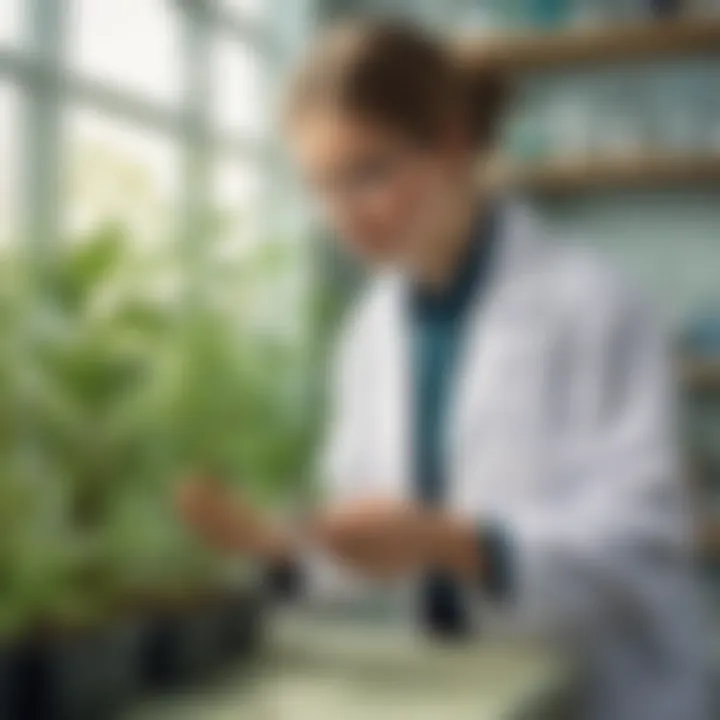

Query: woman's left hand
[311,498,479,580]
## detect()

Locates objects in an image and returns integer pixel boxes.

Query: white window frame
[0,0,281,267]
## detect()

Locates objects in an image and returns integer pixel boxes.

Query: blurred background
[1,1,720,718]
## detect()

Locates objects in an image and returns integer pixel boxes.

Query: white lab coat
[311,203,712,720]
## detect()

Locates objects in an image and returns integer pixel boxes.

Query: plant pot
[0,643,19,720]
[13,620,143,720]
[218,588,263,661]
[15,631,103,720]
[138,600,226,689]
[92,620,144,715]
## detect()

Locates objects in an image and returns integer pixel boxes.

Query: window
[70,0,181,105]
[214,157,264,260]
[214,32,267,140]
[0,0,285,261]
[62,106,179,248]
[0,82,20,246]
[0,0,22,47]
[221,0,267,21]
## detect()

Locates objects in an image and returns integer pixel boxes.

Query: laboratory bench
[130,609,573,720]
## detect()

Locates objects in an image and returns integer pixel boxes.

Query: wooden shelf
[682,358,720,393]
[460,19,720,73]
[500,153,720,195]
[700,521,720,558]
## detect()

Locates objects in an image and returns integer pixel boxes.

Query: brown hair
[285,20,509,152]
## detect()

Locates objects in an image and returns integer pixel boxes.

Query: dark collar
[410,206,497,320]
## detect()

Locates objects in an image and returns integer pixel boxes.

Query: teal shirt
[410,216,494,505]
[409,209,510,635]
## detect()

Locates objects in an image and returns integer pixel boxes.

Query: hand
[311,498,479,580]
[175,477,288,560]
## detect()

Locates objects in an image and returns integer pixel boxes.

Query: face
[287,108,468,267]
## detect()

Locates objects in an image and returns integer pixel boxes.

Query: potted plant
[0,226,169,718]
[0,220,325,712]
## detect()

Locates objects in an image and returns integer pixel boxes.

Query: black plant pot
[138,601,226,689]
[13,620,143,720]
[92,621,144,715]
[0,644,18,720]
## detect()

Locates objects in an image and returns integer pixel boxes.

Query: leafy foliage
[0,223,322,638]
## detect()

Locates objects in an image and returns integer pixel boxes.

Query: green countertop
[132,611,571,720]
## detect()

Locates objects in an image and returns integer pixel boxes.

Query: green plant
[0,225,183,629]
[0,221,325,637]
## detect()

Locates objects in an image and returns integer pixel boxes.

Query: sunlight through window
[0,82,19,247]
[221,0,267,21]
[63,106,179,249]
[70,0,181,105]
[0,0,22,47]
[214,32,266,139]
[214,157,264,260]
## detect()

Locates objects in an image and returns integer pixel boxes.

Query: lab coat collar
[378,200,550,502]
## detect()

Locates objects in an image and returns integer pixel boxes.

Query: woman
[178,21,710,720]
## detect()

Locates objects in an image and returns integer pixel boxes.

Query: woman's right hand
[175,477,286,560]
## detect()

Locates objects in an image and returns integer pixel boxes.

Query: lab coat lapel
[373,203,549,507]
[373,277,413,501]
[445,203,549,507]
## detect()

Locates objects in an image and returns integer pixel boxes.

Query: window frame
[0,0,277,264]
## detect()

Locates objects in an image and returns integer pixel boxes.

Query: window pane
[62,106,179,250]
[0,0,22,47]
[214,158,296,334]
[213,158,263,260]
[70,0,180,104]
[0,82,20,247]
[213,35,266,139]
[220,0,266,21]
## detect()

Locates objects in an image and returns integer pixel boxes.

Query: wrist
[256,524,296,565]
[423,512,482,581]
